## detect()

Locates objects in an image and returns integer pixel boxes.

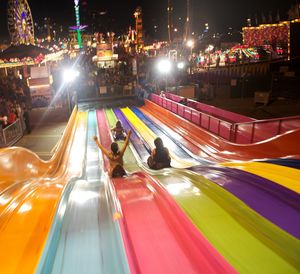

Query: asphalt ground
[15,106,69,160]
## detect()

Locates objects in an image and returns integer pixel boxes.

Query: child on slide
[93,130,132,178]
[111,120,126,140]
[147,137,171,170]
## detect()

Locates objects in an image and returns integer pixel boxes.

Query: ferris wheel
[7,0,35,45]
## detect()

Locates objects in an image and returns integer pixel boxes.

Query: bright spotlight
[177,62,185,69]
[157,59,172,74]
[187,40,194,48]
[63,69,80,83]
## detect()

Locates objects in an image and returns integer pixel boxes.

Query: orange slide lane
[0,108,78,216]
[143,100,300,161]
[0,110,87,274]
[0,107,78,189]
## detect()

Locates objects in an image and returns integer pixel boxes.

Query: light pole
[187,39,194,55]
[186,40,194,74]
[157,59,172,92]
[177,62,185,70]
[63,69,80,114]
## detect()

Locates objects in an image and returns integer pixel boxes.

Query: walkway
[15,107,69,160]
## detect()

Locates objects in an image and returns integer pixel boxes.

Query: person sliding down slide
[111,120,126,141]
[93,130,132,178]
[147,137,171,170]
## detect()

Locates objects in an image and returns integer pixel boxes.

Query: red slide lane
[143,100,300,161]
[96,109,236,274]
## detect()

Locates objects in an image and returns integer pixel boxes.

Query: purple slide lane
[96,109,237,274]
[190,165,300,239]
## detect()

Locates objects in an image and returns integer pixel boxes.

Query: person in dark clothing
[178,98,188,105]
[147,137,171,170]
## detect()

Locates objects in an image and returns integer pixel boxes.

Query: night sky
[0,0,296,41]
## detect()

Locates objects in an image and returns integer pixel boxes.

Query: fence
[151,94,300,144]
[233,116,300,143]
[152,94,234,140]
[192,62,270,79]
[0,119,24,147]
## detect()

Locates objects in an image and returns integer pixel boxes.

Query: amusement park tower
[134,7,144,50]
[74,0,82,48]
[167,0,174,42]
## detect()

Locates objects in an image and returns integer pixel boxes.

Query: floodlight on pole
[187,40,194,48]
[157,59,172,74]
[63,69,80,114]
[63,69,80,83]
[177,62,185,69]
[157,59,172,92]
[187,39,194,55]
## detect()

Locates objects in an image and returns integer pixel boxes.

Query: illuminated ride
[69,0,87,48]
[0,100,300,273]
[7,0,35,45]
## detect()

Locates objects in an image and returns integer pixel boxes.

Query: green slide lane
[155,170,299,273]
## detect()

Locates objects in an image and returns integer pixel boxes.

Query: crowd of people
[0,72,31,133]
[96,63,135,87]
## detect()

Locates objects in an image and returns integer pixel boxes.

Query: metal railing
[0,118,24,147]
[165,92,254,123]
[151,94,234,141]
[233,116,300,143]
[151,94,300,144]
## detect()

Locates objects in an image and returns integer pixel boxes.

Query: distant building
[242,19,300,59]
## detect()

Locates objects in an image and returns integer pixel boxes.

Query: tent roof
[0,44,50,60]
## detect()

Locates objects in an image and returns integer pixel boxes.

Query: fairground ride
[7,0,35,45]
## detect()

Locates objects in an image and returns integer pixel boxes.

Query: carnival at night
[0,0,300,273]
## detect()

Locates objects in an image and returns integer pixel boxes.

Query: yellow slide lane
[0,111,87,274]
[121,107,196,168]
[220,161,300,194]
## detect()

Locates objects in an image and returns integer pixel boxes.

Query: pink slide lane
[96,109,237,274]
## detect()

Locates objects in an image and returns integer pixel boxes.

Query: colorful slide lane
[96,109,237,274]
[143,100,300,161]
[111,107,300,273]
[0,109,87,274]
[221,161,300,194]
[130,103,300,195]
[36,110,130,274]
[124,106,300,238]
[120,107,198,168]
[189,165,300,239]
[131,106,211,165]
[0,101,299,274]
